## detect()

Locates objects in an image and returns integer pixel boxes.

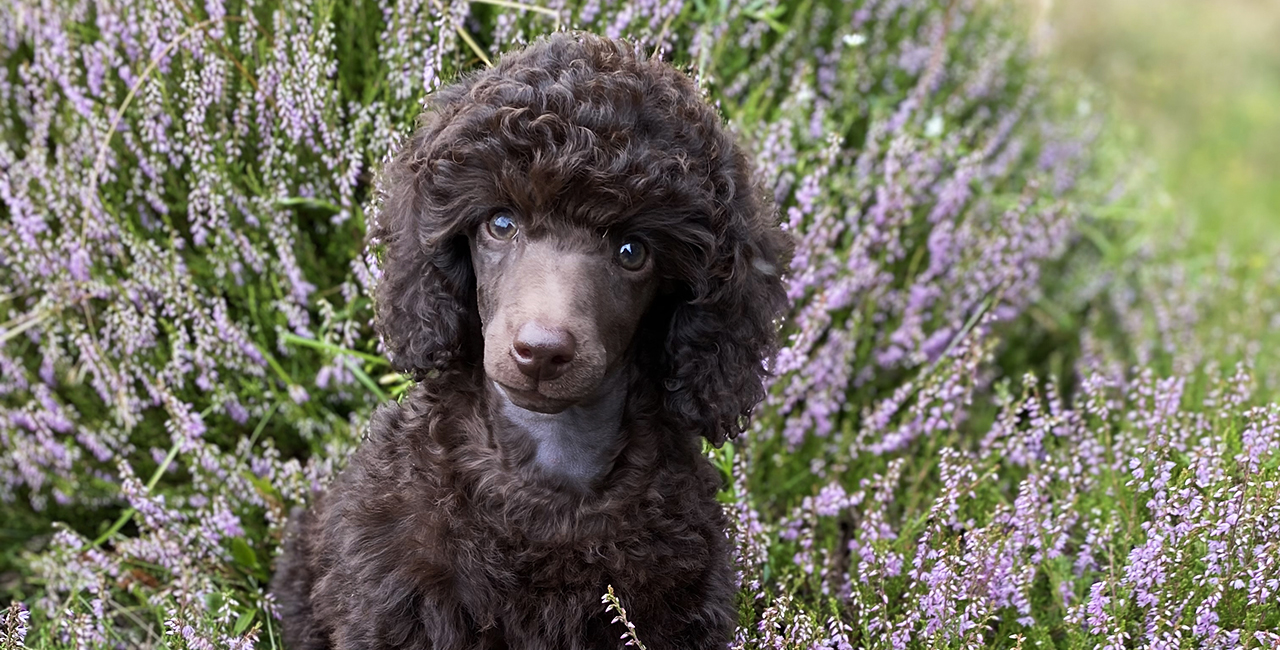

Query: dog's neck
[488,372,628,491]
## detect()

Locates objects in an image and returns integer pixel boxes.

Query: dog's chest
[456,498,709,643]
[462,482,705,587]
[494,389,628,490]
[528,428,620,488]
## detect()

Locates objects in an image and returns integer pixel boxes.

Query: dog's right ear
[370,114,479,379]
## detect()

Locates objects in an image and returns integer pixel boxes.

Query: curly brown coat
[271,32,791,650]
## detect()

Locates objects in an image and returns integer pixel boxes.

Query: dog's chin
[495,382,581,414]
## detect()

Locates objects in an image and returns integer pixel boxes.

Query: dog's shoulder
[325,383,471,516]
[364,374,486,444]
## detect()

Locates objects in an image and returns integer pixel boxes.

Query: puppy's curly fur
[271,32,790,650]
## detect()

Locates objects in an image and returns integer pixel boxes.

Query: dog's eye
[616,240,648,271]
[486,212,518,241]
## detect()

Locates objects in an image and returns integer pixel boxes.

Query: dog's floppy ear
[663,148,792,447]
[371,109,479,379]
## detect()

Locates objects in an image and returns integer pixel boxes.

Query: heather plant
[748,362,1280,647]
[1,602,31,650]
[2,0,1279,648]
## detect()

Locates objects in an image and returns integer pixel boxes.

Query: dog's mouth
[494,382,579,414]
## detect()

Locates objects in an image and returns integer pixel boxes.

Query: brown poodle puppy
[270,32,790,650]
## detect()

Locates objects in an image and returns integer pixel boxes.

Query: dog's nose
[511,322,576,381]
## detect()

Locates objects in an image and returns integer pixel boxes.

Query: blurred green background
[1034,0,1280,255]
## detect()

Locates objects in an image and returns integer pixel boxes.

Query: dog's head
[372,32,791,445]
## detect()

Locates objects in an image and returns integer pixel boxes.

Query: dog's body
[272,33,789,650]
[273,373,736,649]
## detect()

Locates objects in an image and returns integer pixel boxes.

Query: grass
[1028,0,1280,394]
[1037,0,1280,256]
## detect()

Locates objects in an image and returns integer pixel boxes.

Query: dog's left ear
[664,150,792,446]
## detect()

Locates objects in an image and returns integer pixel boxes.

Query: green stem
[92,442,182,546]
[279,332,388,366]
[468,0,559,21]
